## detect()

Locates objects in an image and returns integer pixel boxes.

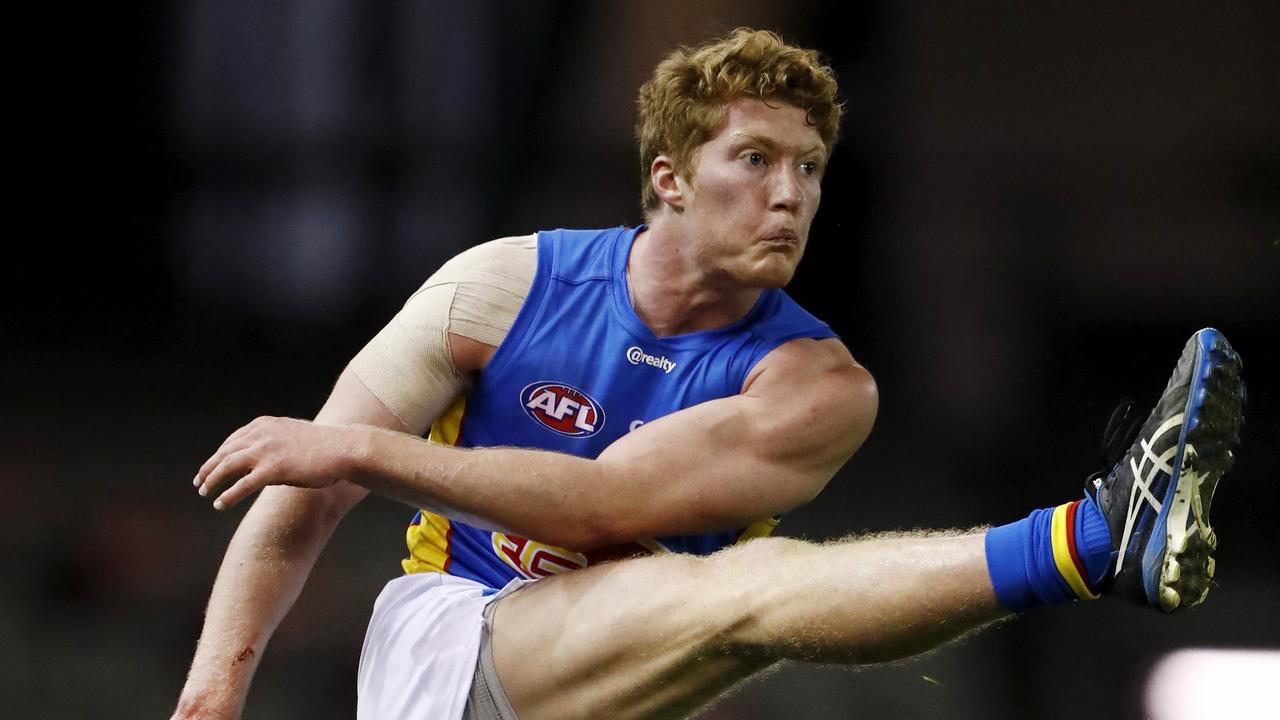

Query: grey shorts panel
[463,597,520,720]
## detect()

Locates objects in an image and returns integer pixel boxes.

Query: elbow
[551,483,637,550]
[559,459,647,550]
[831,365,879,458]
[556,511,631,552]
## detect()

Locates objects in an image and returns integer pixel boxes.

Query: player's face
[681,97,826,289]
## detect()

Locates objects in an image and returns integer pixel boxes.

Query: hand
[194,416,355,510]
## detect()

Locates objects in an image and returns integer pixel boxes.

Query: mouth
[760,229,799,247]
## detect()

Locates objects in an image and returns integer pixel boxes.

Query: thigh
[489,547,776,720]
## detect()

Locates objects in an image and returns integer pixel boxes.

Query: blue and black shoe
[1087,328,1245,611]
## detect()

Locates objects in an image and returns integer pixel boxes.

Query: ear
[650,154,686,211]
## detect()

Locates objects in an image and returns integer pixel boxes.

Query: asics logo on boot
[1114,412,1184,575]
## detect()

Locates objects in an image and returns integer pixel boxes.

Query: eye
[800,161,819,176]
[745,152,765,166]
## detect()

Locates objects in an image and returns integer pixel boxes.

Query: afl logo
[520,381,606,438]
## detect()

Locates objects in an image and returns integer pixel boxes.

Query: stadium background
[3,1,1277,717]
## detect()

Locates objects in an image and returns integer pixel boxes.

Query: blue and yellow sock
[984,495,1113,612]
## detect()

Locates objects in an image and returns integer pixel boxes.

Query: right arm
[173,236,530,719]
[171,370,399,719]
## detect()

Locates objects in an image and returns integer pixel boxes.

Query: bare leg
[491,531,1007,720]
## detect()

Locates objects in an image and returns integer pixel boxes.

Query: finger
[198,447,259,498]
[213,468,271,511]
[193,415,279,481]
[193,422,258,484]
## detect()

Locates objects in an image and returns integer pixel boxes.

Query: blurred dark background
[3,1,1277,718]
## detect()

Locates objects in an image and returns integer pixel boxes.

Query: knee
[712,536,810,574]
[700,537,813,657]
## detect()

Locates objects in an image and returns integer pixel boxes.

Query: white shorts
[357,573,529,720]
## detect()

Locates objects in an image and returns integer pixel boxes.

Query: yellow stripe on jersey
[404,395,468,574]
[402,512,453,575]
[737,516,780,543]
[429,394,467,446]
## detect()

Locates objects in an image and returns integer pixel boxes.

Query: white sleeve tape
[350,235,537,433]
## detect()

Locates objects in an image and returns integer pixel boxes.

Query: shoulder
[746,337,875,394]
[734,289,835,352]
[400,234,538,375]
[744,337,879,445]
[420,234,537,290]
[539,226,636,280]
[433,227,630,284]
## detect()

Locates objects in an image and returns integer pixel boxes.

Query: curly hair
[636,28,842,216]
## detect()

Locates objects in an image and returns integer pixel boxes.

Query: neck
[627,223,762,338]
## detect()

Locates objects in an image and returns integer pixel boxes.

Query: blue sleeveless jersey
[403,226,836,588]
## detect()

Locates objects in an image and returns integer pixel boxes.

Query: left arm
[196,338,877,549]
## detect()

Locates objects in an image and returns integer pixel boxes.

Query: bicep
[316,366,410,431]
[594,351,877,539]
[347,283,464,436]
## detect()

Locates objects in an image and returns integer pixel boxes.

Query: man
[173,29,1245,720]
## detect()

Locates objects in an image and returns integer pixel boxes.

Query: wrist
[341,424,377,485]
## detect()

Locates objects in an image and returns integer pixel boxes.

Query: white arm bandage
[349,235,537,434]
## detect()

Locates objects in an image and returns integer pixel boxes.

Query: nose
[770,167,804,212]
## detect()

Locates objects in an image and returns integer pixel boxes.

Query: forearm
[350,426,618,548]
[345,406,829,549]
[197,353,873,552]
[174,484,360,719]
